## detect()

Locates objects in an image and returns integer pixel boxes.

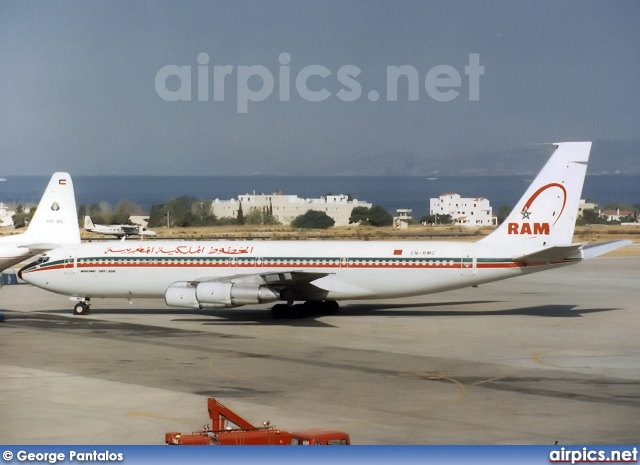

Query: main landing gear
[271,300,339,319]
[72,299,91,315]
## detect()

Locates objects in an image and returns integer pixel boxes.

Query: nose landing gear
[72,299,91,315]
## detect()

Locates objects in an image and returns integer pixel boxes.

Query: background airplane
[20,142,631,317]
[84,216,155,238]
[0,172,80,274]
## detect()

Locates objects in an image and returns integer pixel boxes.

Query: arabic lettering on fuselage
[104,245,254,255]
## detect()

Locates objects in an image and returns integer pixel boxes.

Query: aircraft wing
[512,244,584,265]
[194,270,331,287]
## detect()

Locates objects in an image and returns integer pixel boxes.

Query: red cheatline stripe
[23,264,66,274]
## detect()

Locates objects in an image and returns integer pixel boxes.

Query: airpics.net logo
[155,53,484,113]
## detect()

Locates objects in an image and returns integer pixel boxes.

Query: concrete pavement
[1,256,639,444]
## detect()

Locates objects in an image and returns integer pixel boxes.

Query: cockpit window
[36,256,50,264]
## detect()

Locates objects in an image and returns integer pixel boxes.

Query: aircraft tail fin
[21,173,81,247]
[478,142,591,247]
[84,216,95,230]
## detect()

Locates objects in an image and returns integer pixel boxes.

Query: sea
[1,175,638,219]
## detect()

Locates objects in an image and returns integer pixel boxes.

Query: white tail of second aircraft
[478,142,591,247]
[84,216,95,230]
[18,172,81,248]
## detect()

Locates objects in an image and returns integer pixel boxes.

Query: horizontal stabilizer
[513,244,583,264]
[18,243,70,252]
[581,240,633,259]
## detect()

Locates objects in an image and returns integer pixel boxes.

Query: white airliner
[20,142,631,317]
[0,172,80,274]
[84,216,156,238]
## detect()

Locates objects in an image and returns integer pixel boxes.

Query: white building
[601,208,634,222]
[129,216,150,228]
[0,202,15,227]
[578,199,598,218]
[393,209,412,229]
[211,193,372,226]
[429,193,496,227]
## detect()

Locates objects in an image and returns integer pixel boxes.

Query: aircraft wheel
[73,302,90,316]
[288,304,307,319]
[321,300,339,315]
[303,301,322,313]
[271,304,289,319]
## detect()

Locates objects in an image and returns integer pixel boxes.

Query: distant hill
[589,139,640,174]
[327,138,640,176]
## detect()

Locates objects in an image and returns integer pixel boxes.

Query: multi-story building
[0,202,15,227]
[429,193,496,227]
[211,193,372,226]
[578,199,598,218]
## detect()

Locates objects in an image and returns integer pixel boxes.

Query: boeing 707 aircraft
[0,173,80,275]
[19,142,631,317]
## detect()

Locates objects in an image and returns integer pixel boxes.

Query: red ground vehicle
[165,398,350,446]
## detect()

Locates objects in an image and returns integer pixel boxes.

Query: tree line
[6,196,395,230]
[145,196,397,229]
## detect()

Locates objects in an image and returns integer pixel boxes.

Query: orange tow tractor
[166,398,350,446]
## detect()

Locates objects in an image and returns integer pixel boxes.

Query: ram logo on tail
[506,182,567,236]
[507,222,550,235]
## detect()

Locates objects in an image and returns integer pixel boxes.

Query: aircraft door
[63,249,77,275]
[340,257,349,268]
[461,250,476,276]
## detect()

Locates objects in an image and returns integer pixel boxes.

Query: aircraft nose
[18,256,49,282]
[17,260,38,281]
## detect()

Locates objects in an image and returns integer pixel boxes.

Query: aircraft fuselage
[20,240,579,302]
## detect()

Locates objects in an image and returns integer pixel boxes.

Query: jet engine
[165,281,280,309]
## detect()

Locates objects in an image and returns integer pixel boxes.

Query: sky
[1,0,639,175]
